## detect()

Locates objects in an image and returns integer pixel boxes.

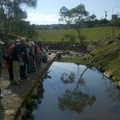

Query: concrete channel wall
[0,53,57,120]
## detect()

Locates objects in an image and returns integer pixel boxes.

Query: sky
[24,0,120,25]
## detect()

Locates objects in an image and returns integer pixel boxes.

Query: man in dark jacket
[12,39,22,85]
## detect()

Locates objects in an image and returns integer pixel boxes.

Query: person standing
[34,42,41,70]
[20,38,29,80]
[12,39,22,85]
[7,39,21,81]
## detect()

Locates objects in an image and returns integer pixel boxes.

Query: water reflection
[59,66,96,113]
[28,62,120,120]
[61,72,75,84]
[26,81,45,120]
[60,66,88,85]
[75,67,88,90]
[43,70,52,79]
[58,90,96,113]
[103,77,120,101]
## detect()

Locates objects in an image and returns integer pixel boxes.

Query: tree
[10,20,37,39]
[12,0,37,19]
[0,0,12,34]
[86,14,96,27]
[59,4,89,44]
[0,0,37,35]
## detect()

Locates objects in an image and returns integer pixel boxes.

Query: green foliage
[9,19,37,39]
[0,0,37,35]
[59,4,89,24]
[59,4,89,43]
[0,0,37,20]
[62,32,73,42]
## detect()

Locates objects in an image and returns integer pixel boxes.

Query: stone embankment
[0,52,57,120]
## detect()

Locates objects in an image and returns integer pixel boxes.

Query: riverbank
[0,53,57,120]
[84,36,120,87]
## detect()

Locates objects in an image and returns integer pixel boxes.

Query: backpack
[2,53,9,61]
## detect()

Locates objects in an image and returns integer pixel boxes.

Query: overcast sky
[25,0,120,25]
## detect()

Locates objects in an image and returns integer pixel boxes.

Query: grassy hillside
[86,36,120,82]
[36,26,120,43]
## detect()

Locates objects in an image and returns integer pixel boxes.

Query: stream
[27,61,120,120]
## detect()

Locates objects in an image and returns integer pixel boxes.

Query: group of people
[2,38,49,85]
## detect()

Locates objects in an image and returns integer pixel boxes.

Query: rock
[114,81,120,88]
[103,71,113,78]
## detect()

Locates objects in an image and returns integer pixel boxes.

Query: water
[28,62,120,120]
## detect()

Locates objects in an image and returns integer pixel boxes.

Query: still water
[28,62,120,120]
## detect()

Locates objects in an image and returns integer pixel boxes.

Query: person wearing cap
[27,42,36,73]
[19,38,29,80]
[12,40,24,85]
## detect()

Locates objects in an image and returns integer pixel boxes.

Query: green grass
[87,38,120,81]
[60,57,86,64]
[36,26,120,43]
[58,57,93,68]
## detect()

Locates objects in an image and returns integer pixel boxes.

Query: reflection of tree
[75,67,88,90]
[104,78,120,101]
[26,100,38,117]
[27,115,35,120]
[75,63,93,74]
[26,82,45,119]
[61,72,75,84]
[58,90,96,113]
[60,67,88,87]
[59,67,96,113]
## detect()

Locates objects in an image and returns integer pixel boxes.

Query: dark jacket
[12,43,21,61]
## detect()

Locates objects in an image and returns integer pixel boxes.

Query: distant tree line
[34,3,120,31]
[34,18,120,30]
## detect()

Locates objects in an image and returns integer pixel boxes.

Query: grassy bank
[36,26,120,43]
[86,36,120,82]
[57,36,120,82]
